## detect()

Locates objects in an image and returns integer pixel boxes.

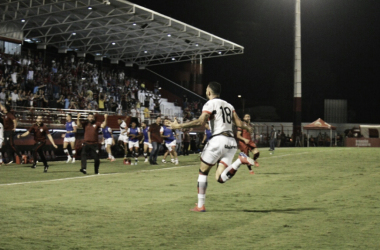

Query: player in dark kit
[77,112,108,175]
[236,114,260,174]
[0,104,23,165]
[17,115,58,172]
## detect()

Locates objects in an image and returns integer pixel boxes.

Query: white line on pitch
[0,148,351,187]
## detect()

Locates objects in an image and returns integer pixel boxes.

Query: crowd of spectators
[0,50,166,121]
[182,95,203,121]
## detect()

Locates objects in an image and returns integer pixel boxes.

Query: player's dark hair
[208,82,221,96]
[67,113,72,118]
[88,112,94,116]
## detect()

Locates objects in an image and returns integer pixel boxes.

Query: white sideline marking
[0,148,351,187]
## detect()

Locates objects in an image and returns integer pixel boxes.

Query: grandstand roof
[1,0,244,66]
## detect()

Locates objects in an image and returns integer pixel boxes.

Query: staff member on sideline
[77,112,108,175]
[148,116,162,165]
[0,104,22,165]
[17,115,58,172]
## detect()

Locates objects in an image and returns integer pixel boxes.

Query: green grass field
[1,147,380,250]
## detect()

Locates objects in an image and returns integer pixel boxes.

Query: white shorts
[201,136,237,167]
[144,142,153,149]
[64,137,76,143]
[104,138,113,146]
[118,134,129,143]
[129,141,139,149]
[165,140,177,152]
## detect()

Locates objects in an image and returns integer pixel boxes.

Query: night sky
[134,0,380,123]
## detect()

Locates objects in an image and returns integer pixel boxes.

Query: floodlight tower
[293,0,302,143]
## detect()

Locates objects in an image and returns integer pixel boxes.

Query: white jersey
[202,98,235,135]
[119,121,127,135]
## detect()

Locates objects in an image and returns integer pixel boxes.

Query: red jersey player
[236,114,260,174]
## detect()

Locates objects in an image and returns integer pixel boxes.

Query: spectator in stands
[11,89,19,109]
[110,97,117,112]
[144,91,152,108]
[0,88,6,105]
[154,81,160,94]
[98,93,106,111]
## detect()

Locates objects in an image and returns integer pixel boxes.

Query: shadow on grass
[242,207,322,213]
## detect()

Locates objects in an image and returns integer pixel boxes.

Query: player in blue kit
[141,121,152,163]
[127,121,141,165]
[62,114,77,163]
[102,125,115,161]
[160,119,178,165]
[201,123,212,145]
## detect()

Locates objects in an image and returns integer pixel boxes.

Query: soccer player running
[236,114,260,174]
[169,82,254,212]
[117,117,129,160]
[141,121,152,163]
[160,119,179,165]
[127,121,141,165]
[62,114,77,163]
[102,125,115,161]
[17,115,58,172]
[77,112,108,175]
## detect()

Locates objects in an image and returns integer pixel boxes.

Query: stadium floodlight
[112,42,116,45]
[238,95,241,98]
[167,34,171,37]
[21,19,25,23]
[88,6,92,10]
[195,43,199,46]
[72,32,76,36]
[171,58,175,61]
[133,22,137,26]
[144,50,148,53]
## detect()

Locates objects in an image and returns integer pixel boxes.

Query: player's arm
[47,134,58,148]
[140,133,144,144]
[236,130,250,144]
[148,131,151,143]
[72,123,77,133]
[202,133,206,144]
[17,131,30,138]
[76,113,82,128]
[101,114,108,128]
[233,112,252,133]
[169,112,209,130]
[12,118,17,131]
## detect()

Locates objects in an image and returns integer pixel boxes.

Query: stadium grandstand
[0,0,244,159]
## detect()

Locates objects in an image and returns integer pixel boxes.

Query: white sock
[108,154,112,158]
[72,150,76,156]
[197,175,207,208]
[231,158,242,170]
[64,149,69,155]
[144,153,147,158]
[220,159,242,183]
